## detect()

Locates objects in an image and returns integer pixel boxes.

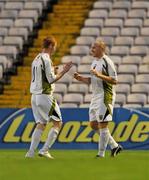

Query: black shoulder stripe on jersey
[102,57,109,75]
[41,56,49,84]
[41,56,46,71]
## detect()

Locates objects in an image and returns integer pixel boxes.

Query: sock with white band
[41,127,59,152]
[96,129,118,150]
[108,135,118,149]
[98,128,110,157]
[29,128,43,153]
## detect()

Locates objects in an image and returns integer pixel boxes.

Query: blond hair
[95,39,109,54]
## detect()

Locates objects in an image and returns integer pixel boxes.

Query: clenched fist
[74,72,82,81]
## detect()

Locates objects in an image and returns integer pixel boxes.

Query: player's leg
[39,119,62,159]
[99,105,122,157]
[25,95,46,157]
[90,121,99,131]
[90,120,109,158]
[98,122,110,157]
[98,125,123,157]
[95,103,113,157]
[89,102,109,157]
[90,102,122,157]
[108,134,119,150]
[98,104,117,157]
[38,99,62,159]
[25,123,46,157]
[92,121,120,157]
[95,126,119,151]
[89,107,105,157]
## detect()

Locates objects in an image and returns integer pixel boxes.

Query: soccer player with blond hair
[25,36,72,159]
[74,40,123,158]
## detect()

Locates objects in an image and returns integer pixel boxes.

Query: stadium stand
[0,0,94,107]
[0,0,148,109]
[61,0,149,108]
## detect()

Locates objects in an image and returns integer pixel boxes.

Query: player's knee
[99,122,108,129]
[36,123,46,131]
[53,120,62,130]
[58,121,63,129]
[90,121,99,130]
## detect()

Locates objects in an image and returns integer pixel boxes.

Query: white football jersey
[90,54,117,104]
[30,53,56,94]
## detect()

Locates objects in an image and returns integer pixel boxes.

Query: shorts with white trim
[31,94,62,124]
[89,95,114,123]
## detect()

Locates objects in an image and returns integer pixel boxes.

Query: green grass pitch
[0,150,148,180]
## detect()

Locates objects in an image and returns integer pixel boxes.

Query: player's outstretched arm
[74,72,91,84]
[53,61,73,83]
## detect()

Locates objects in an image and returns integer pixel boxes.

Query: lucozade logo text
[0,108,149,148]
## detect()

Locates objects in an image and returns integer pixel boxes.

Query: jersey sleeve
[44,57,56,84]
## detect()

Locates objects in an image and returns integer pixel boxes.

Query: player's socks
[29,128,43,153]
[108,135,118,149]
[40,127,59,152]
[96,129,118,149]
[25,128,43,157]
[98,128,110,157]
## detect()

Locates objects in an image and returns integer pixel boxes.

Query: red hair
[42,36,57,48]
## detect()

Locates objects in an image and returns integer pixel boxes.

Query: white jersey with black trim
[30,53,56,95]
[90,54,117,104]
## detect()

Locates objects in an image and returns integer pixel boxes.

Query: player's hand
[90,69,99,77]
[63,61,73,73]
[54,66,59,75]
[74,72,82,81]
